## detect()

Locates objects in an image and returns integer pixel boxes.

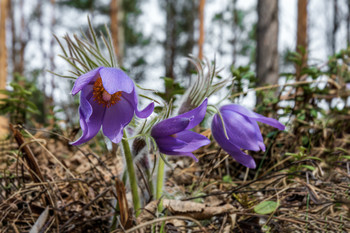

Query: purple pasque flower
[151,99,210,162]
[71,67,154,145]
[211,104,285,169]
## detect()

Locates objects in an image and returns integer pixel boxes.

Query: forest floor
[1,116,350,232]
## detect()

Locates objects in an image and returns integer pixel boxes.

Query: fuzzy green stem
[156,155,165,211]
[122,130,141,216]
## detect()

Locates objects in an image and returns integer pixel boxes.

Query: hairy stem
[122,130,141,216]
[156,155,165,211]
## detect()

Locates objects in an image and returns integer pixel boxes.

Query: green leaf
[301,165,315,171]
[222,175,232,183]
[304,156,322,161]
[254,201,279,215]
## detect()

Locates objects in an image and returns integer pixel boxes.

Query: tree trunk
[110,0,124,64]
[347,0,350,46]
[256,0,279,87]
[0,0,9,137]
[0,0,8,89]
[198,0,205,60]
[231,0,238,66]
[332,0,339,55]
[296,0,308,78]
[164,0,176,100]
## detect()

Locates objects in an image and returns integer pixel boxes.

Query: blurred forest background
[1,0,350,130]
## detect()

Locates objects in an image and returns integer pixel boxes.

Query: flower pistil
[93,77,122,108]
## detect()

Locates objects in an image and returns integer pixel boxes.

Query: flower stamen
[93,77,122,108]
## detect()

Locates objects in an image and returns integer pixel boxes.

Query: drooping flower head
[211,104,285,169]
[151,99,210,162]
[71,67,154,145]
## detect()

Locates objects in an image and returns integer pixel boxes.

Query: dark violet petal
[253,121,266,151]
[158,149,199,162]
[170,130,210,153]
[79,85,93,120]
[177,98,208,130]
[100,67,134,94]
[71,98,105,145]
[123,90,154,119]
[212,115,256,169]
[225,146,256,169]
[102,97,134,143]
[155,135,188,151]
[72,67,102,95]
[221,110,261,151]
[221,104,285,130]
[211,115,238,152]
[151,117,190,138]
[135,102,154,118]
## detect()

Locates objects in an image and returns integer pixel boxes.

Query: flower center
[93,77,122,108]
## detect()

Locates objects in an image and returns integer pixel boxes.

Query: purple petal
[158,149,199,162]
[78,85,94,120]
[170,131,210,152]
[72,67,103,95]
[123,91,154,118]
[221,104,285,130]
[151,117,190,138]
[219,111,261,151]
[71,98,105,145]
[225,146,256,169]
[253,121,266,151]
[212,116,256,168]
[100,67,134,94]
[155,136,188,151]
[135,102,154,118]
[177,99,207,130]
[211,115,238,152]
[102,97,135,143]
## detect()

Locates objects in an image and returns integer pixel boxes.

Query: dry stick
[182,159,313,201]
[114,216,208,233]
[114,177,133,229]
[60,187,111,231]
[21,127,95,230]
[9,125,60,231]
[229,78,340,99]
[10,125,45,187]
[5,153,60,231]
[22,128,92,209]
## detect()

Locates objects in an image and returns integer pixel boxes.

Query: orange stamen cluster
[93,77,122,108]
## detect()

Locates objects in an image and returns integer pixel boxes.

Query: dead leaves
[162,199,236,220]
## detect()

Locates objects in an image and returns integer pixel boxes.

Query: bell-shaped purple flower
[151,99,210,162]
[211,104,285,169]
[71,67,154,145]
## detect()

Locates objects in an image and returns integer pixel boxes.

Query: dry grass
[1,110,350,232]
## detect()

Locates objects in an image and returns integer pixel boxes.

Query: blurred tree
[164,0,176,81]
[0,0,8,87]
[9,0,29,77]
[162,0,196,99]
[231,0,238,65]
[256,0,279,90]
[332,0,339,54]
[347,0,350,46]
[296,0,308,78]
[198,0,205,60]
[110,0,124,64]
[0,0,9,136]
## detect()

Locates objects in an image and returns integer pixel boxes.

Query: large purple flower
[71,67,154,145]
[212,104,285,169]
[151,99,210,162]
